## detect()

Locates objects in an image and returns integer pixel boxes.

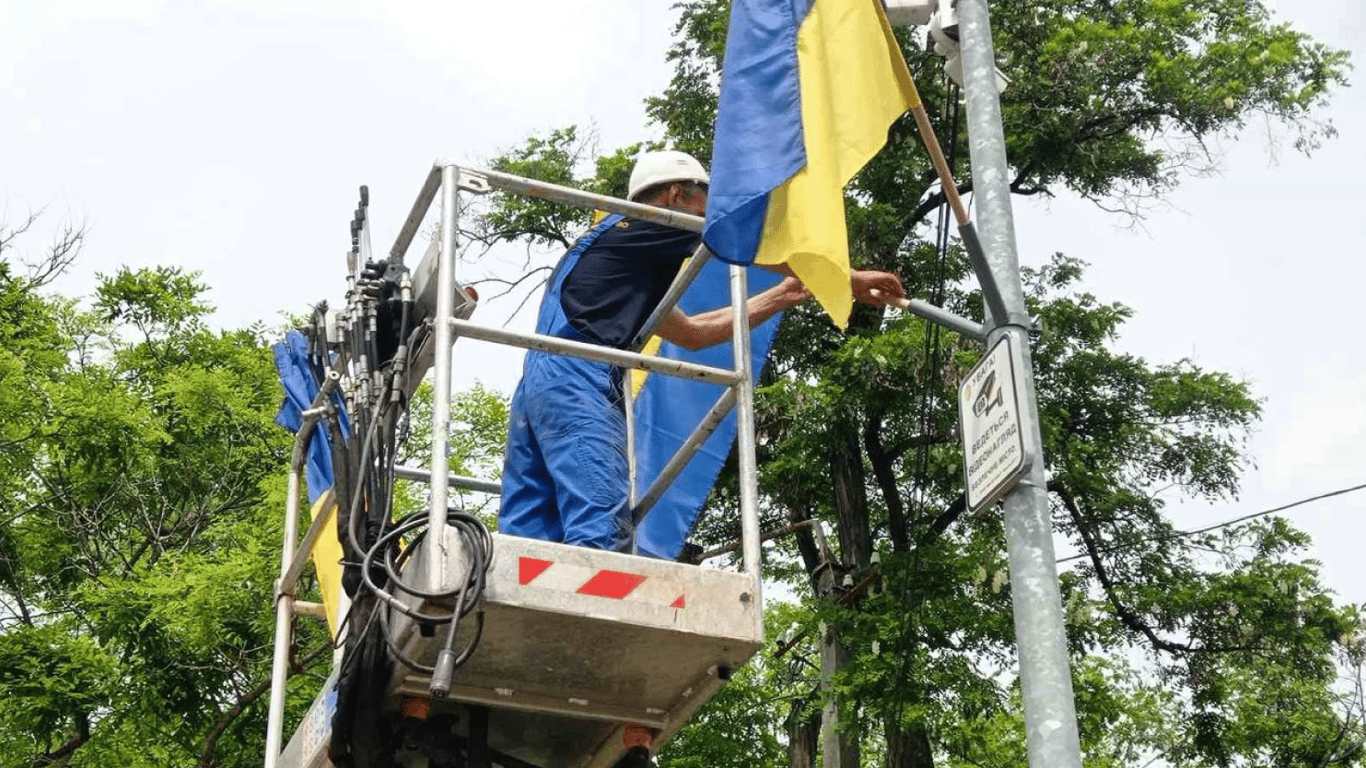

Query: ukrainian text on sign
[959,336,1031,512]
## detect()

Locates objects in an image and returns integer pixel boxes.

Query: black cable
[308,303,331,383]
[332,261,494,695]
[1055,482,1366,565]
[363,509,493,688]
[318,246,498,709]
[345,404,385,558]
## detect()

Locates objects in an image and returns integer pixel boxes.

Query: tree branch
[864,411,909,552]
[196,641,332,768]
[926,492,967,540]
[787,505,823,587]
[1009,161,1048,198]
[830,424,872,570]
[23,219,86,289]
[35,714,89,766]
[1050,478,1191,655]
[885,432,952,466]
[0,209,40,256]
[468,264,554,309]
[902,180,973,234]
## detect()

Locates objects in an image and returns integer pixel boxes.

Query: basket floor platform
[280,534,764,768]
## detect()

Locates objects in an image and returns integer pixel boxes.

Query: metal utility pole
[955,1,1085,767]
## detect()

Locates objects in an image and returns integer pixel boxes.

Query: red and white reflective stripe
[518,557,686,609]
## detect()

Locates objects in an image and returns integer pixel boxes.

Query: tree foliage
[0,227,330,767]
[0,220,525,765]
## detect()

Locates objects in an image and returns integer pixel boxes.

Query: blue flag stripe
[703,0,816,265]
[632,261,784,559]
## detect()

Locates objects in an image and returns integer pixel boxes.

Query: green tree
[0,224,330,767]
[465,1,1358,767]
[0,216,521,766]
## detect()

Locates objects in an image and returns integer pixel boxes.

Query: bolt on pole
[955,1,1085,767]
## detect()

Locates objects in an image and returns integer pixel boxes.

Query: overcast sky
[3,1,1363,606]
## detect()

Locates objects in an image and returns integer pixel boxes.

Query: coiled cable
[361,508,494,697]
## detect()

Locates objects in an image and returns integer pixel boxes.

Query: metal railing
[264,371,337,767]
[389,160,767,591]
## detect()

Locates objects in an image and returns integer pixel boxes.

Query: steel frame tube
[427,163,461,591]
[264,372,337,768]
[292,601,328,620]
[391,165,444,264]
[468,167,705,233]
[449,318,741,385]
[877,291,988,342]
[631,387,739,525]
[447,163,715,351]
[958,2,1083,766]
[390,162,709,268]
[629,244,713,351]
[279,488,337,593]
[263,464,305,768]
[729,266,764,606]
[393,464,503,495]
[959,222,1012,328]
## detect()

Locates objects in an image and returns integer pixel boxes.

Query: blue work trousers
[499,350,630,550]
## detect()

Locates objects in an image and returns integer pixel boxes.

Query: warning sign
[959,336,1032,512]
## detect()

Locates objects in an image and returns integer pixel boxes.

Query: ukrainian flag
[703,0,918,328]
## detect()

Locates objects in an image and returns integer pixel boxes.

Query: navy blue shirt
[560,218,701,348]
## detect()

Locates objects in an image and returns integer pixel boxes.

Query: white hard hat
[627,150,710,201]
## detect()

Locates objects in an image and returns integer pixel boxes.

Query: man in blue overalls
[499,150,905,554]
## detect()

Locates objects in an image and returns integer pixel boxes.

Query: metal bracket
[273,578,295,606]
[458,170,492,195]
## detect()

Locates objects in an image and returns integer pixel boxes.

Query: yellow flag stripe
[755,0,918,328]
[631,333,665,397]
[308,492,345,638]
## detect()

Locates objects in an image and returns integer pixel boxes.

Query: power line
[1056,481,1366,565]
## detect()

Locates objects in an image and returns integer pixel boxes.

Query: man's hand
[852,270,905,305]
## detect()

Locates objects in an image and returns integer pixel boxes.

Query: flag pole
[900,73,1010,324]
[904,93,971,227]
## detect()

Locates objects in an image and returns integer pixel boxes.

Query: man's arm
[656,277,811,351]
[759,263,906,305]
